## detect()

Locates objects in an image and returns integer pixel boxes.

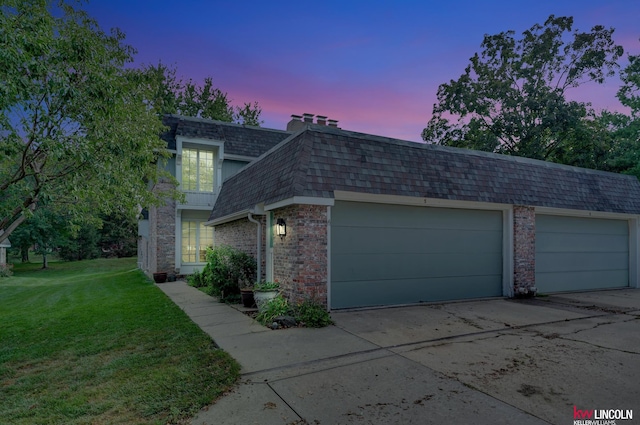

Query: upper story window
[182,148,214,192]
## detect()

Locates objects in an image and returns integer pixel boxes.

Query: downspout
[247,212,262,283]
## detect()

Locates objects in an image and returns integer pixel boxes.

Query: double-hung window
[182,148,214,192]
[182,221,214,263]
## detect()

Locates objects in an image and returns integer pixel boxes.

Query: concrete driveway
[159,283,640,425]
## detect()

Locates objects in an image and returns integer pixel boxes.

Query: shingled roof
[209,125,640,221]
[161,114,291,157]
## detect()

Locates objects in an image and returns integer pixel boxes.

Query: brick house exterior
[206,114,640,309]
[137,115,291,277]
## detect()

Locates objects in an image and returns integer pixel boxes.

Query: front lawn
[0,258,240,424]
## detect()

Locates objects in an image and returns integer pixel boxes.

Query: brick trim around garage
[513,205,536,296]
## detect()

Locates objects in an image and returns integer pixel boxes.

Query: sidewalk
[157,281,549,425]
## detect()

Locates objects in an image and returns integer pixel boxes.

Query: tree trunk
[42,252,48,269]
[21,246,29,263]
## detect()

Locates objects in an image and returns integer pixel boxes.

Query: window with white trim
[181,221,214,263]
[182,148,214,192]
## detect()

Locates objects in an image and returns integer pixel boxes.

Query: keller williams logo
[573,406,634,425]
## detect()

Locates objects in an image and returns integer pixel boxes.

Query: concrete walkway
[157,282,640,425]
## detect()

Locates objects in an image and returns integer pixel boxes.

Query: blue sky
[86,0,640,141]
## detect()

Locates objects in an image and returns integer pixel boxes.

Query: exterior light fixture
[275,218,286,240]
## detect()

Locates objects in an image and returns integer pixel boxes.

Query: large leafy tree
[422,15,624,163]
[142,62,263,125]
[604,52,640,178]
[0,0,173,244]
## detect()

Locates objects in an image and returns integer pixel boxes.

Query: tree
[0,0,174,245]
[99,211,138,258]
[8,208,68,268]
[422,15,624,162]
[141,62,263,125]
[603,52,640,178]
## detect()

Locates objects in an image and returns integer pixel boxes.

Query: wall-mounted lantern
[275,218,286,240]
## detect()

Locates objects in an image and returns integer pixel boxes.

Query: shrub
[254,281,279,291]
[256,295,291,326]
[293,298,333,328]
[0,263,13,278]
[205,245,256,302]
[187,270,205,288]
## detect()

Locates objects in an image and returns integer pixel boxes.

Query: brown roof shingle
[210,126,640,220]
[161,114,291,157]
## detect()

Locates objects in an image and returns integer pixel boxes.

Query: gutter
[247,211,263,283]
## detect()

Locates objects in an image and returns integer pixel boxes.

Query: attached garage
[209,122,640,310]
[331,201,504,309]
[535,215,630,293]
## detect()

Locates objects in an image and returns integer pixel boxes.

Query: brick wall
[513,205,536,296]
[214,216,266,281]
[273,204,328,306]
[149,180,176,274]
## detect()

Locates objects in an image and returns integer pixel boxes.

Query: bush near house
[256,295,333,328]
[188,245,256,302]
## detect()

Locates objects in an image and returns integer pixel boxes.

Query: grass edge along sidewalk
[0,257,240,425]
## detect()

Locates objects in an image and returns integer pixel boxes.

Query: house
[137,115,291,277]
[0,232,10,266]
[208,114,640,310]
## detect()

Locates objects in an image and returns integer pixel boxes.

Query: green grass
[0,258,240,424]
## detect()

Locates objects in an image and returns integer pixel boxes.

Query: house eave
[224,153,257,162]
[205,209,251,226]
[265,196,335,211]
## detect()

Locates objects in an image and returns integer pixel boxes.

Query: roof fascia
[205,209,250,226]
[176,135,224,148]
[265,196,335,211]
[224,153,256,162]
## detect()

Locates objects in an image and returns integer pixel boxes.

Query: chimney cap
[290,114,303,120]
[328,119,339,127]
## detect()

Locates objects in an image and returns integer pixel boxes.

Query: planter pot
[254,290,278,312]
[240,289,256,308]
[153,272,167,283]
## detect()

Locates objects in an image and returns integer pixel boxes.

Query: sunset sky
[86,0,640,142]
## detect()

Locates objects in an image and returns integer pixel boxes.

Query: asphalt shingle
[161,114,291,157]
[210,125,640,220]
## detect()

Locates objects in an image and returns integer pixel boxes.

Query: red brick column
[513,205,536,297]
[150,179,176,274]
[273,204,328,307]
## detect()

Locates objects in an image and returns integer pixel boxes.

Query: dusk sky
[86,1,640,142]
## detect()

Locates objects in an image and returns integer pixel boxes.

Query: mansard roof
[161,114,291,158]
[210,125,640,221]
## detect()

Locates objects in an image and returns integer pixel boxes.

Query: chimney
[328,119,339,128]
[303,113,314,123]
[316,115,327,126]
[286,114,306,132]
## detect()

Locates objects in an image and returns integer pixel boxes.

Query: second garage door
[331,201,503,309]
[535,215,629,293]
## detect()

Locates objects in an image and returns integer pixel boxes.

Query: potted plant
[253,281,280,312]
[239,278,256,308]
[153,272,167,283]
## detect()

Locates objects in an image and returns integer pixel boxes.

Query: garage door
[331,201,503,309]
[535,215,629,293]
